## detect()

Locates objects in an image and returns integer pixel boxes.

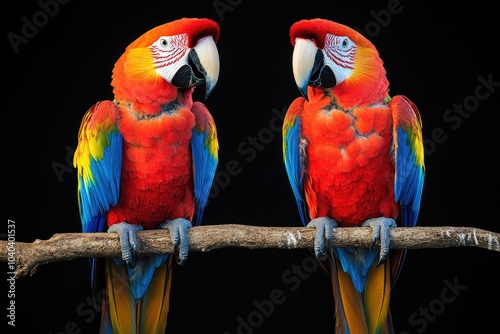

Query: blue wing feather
[283,102,308,227]
[76,117,122,233]
[392,97,425,228]
[191,102,218,226]
[74,101,123,292]
[74,101,123,233]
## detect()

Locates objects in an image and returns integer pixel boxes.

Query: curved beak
[191,36,220,99]
[292,38,319,101]
[292,38,336,101]
[171,36,220,99]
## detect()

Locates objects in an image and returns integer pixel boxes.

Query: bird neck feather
[333,46,389,109]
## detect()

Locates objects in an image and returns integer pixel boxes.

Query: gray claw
[160,218,192,265]
[307,217,338,260]
[361,217,397,265]
[107,222,144,267]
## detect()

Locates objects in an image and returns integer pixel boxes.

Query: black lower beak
[171,49,205,88]
[309,50,336,89]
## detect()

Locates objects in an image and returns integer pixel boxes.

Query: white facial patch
[323,33,356,85]
[150,33,190,82]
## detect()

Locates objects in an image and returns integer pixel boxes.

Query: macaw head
[290,18,389,108]
[112,17,220,114]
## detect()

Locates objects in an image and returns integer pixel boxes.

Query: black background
[4,0,500,333]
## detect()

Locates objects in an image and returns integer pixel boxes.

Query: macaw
[73,17,220,333]
[282,19,425,333]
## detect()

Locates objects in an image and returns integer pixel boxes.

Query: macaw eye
[340,38,349,49]
[160,38,169,47]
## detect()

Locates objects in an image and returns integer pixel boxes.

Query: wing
[73,100,122,233]
[190,101,218,226]
[390,95,425,228]
[388,95,425,284]
[283,98,308,226]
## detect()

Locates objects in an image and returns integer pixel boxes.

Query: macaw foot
[159,218,192,265]
[307,217,338,260]
[107,222,144,267]
[361,217,397,266]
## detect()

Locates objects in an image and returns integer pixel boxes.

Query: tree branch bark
[2,224,499,278]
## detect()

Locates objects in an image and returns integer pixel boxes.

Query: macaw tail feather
[330,252,394,334]
[100,256,174,334]
[138,256,173,334]
[90,258,105,300]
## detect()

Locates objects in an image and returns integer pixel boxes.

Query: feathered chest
[117,106,195,185]
[301,103,397,224]
[302,103,393,171]
[104,106,197,228]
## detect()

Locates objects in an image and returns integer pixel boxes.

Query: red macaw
[73,18,220,333]
[282,19,425,333]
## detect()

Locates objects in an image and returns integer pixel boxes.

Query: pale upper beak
[292,38,319,100]
[292,38,336,101]
[171,35,220,99]
[192,36,220,99]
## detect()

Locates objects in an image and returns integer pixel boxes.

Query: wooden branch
[1,225,499,278]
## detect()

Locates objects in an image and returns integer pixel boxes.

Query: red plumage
[301,102,398,226]
[106,106,196,230]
